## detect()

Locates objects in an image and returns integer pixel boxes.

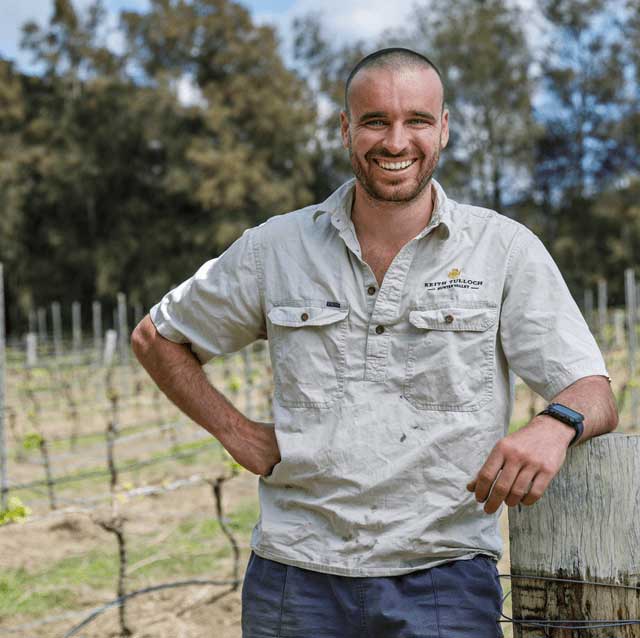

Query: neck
[351,181,436,248]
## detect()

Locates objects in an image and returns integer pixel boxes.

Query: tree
[405,0,537,212]
[121,0,316,237]
[534,0,628,202]
[1,0,317,330]
[532,0,636,298]
[291,13,368,199]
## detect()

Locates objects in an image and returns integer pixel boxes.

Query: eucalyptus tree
[532,0,634,298]
[1,0,317,329]
[121,0,317,247]
[405,0,537,213]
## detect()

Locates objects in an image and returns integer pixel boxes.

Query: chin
[370,179,428,203]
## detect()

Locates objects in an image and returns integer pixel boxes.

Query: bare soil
[1,350,631,638]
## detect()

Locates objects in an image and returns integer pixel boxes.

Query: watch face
[549,403,583,423]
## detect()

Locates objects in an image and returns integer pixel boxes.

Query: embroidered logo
[425,269,484,292]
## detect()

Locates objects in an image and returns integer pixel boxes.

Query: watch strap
[538,403,584,447]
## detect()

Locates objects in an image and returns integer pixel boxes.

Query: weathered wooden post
[509,433,640,637]
[25,333,38,368]
[613,309,626,349]
[596,279,607,349]
[103,329,117,367]
[117,293,129,364]
[92,300,102,361]
[37,307,47,344]
[0,264,7,510]
[625,269,638,427]
[583,288,594,330]
[116,293,130,399]
[51,301,63,359]
[28,309,37,335]
[72,301,82,354]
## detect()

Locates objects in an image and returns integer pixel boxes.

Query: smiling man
[132,48,617,637]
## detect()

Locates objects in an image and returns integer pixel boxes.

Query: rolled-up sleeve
[149,228,265,364]
[499,227,609,400]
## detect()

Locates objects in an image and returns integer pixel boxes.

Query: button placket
[364,242,418,382]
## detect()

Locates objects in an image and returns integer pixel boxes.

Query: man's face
[340,66,449,203]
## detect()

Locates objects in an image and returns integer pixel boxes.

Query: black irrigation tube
[62,578,241,637]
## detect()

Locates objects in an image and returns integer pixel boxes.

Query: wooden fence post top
[509,432,640,582]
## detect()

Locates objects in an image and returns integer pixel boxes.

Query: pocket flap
[268,303,349,328]
[409,307,496,331]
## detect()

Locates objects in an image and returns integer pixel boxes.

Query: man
[132,48,618,637]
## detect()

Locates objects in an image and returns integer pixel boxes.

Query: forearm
[468,374,618,513]
[131,315,245,442]
[539,374,618,445]
[130,315,281,476]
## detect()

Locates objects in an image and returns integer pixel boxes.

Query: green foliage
[292,14,367,199]
[0,0,639,323]
[0,0,316,328]
[0,497,32,526]
[407,0,537,211]
[227,374,242,393]
[21,432,43,451]
[531,0,636,299]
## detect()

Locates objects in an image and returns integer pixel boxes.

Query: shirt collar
[313,177,453,240]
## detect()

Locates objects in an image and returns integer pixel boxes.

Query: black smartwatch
[537,403,584,447]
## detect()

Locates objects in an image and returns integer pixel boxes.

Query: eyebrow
[358,110,437,123]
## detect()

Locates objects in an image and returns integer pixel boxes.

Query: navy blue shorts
[242,552,504,638]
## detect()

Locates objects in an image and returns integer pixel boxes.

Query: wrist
[532,414,577,448]
[537,402,585,447]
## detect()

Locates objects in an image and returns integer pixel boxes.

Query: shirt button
[367,286,376,295]
[301,312,309,321]
[444,314,454,324]
[375,325,385,335]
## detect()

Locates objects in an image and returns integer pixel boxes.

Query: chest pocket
[267,301,349,408]
[403,305,497,411]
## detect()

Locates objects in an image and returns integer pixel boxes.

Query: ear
[440,108,450,150]
[340,111,350,149]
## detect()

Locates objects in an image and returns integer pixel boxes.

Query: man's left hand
[466,416,575,514]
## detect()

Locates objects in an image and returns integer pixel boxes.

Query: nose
[382,122,409,155]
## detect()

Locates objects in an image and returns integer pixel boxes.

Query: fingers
[520,471,552,506]
[466,447,505,506]
[481,463,520,514]
[504,468,536,508]
[467,466,553,513]
[467,426,567,514]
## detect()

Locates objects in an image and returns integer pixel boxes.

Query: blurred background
[0,1,639,636]
[0,0,638,335]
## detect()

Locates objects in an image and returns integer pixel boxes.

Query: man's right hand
[223,418,281,477]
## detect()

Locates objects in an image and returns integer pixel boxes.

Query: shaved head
[345,48,445,116]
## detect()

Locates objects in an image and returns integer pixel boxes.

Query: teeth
[377,159,415,170]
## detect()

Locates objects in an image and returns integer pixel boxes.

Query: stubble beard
[348,134,441,203]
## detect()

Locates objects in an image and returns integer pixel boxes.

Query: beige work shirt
[150,178,608,576]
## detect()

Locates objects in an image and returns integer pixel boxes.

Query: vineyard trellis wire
[0,266,639,637]
[0,283,275,636]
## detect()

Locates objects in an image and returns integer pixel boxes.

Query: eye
[409,118,431,126]
[365,119,387,127]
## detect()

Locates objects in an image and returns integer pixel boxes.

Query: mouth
[372,158,417,172]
